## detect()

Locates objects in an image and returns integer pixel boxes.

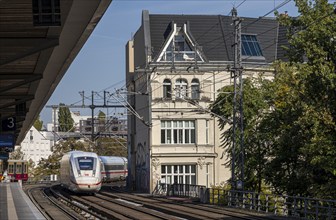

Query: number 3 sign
[1,117,16,131]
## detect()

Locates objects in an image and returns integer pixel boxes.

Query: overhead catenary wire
[48,2,304,137]
[43,4,300,155]
[86,3,336,144]
[56,0,294,110]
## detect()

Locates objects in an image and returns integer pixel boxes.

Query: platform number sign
[1,117,16,131]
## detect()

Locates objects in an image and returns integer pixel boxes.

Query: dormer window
[174,34,187,51]
[165,30,195,61]
[241,35,263,57]
[157,23,205,62]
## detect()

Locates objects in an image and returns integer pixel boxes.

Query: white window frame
[161,120,195,144]
[175,79,188,99]
[205,120,209,144]
[161,165,197,185]
[206,164,209,187]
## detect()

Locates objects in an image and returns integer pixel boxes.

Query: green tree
[98,110,106,132]
[98,110,106,121]
[263,0,336,198]
[211,77,274,192]
[27,159,35,180]
[9,146,24,159]
[32,139,89,180]
[211,0,336,198]
[259,62,313,196]
[33,115,43,131]
[58,103,74,132]
[95,137,127,157]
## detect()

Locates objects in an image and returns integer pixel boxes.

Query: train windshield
[76,157,95,170]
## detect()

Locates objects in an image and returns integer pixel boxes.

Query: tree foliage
[266,0,336,198]
[9,146,24,160]
[211,77,274,192]
[33,115,43,131]
[58,103,74,132]
[212,0,336,198]
[98,110,106,121]
[31,139,89,180]
[27,159,35,179]
[98,110,106,132]
[95,137,127,157]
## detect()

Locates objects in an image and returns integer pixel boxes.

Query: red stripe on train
[70,179,102,186]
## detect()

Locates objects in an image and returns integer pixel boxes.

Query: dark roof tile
[148,14,287,63]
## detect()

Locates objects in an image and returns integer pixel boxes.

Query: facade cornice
[151,153,217,158]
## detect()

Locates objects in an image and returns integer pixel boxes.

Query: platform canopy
[0,0,112,145]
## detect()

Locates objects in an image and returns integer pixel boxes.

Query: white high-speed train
[60,151,102,193]
[99,156,128,183]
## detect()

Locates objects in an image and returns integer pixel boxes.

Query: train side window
[24,163,27,174]
[8,164,14,174]
[16,164,22,174]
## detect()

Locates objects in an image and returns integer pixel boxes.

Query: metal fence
[153,183,205,199]
[204,188,336,219]
[152,183,336,219]
[166,183,205,198]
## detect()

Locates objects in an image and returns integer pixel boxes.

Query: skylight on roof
[241,35,263,57]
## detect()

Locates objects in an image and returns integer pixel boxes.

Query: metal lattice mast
[231,7,244,190]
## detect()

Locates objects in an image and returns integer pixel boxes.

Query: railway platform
[0,182,45,220]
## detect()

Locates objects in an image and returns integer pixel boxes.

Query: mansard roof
[147,13,287,63]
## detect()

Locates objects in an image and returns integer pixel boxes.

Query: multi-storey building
[20,126,52,166]
[126,10,286,192]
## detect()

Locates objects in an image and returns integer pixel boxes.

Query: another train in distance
[0,159,28,182]
[60,151,102,193]
[99,156,128,183]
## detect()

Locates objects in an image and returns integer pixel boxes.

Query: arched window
[163,79,172,98]
[191,79,200,100]
[175,79,188,98]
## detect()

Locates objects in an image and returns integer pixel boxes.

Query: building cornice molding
[151,153,217,158]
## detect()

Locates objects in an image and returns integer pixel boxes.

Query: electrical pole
[89,91,126,143]
[91,91,95,142]
[46,91,125,147]
[231,7,244,190]
[52,106,57,148]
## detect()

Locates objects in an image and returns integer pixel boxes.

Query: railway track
[25,185,84,220]
[25,184,102,220]
[56,184,288,219]
[27,184,291,220]
[99,187,287,220]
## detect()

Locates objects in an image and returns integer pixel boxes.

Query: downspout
[147,69,153,193]
[213,71,216,186]
[142,10,153,193]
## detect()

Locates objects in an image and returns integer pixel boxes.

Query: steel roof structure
[0,0,112,145]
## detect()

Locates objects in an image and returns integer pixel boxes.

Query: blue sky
[40,0,299,124]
